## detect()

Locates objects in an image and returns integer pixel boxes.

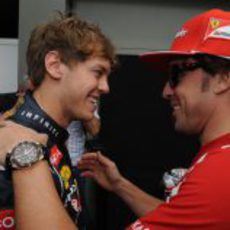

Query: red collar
[192,133,230,164]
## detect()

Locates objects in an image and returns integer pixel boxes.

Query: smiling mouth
[88,96,99,111]
[91,96,98,105]
[173,105,181,111]
[170,100,182,118]
[171,100,180,109]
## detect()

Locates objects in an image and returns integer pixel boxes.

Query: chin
[80,112,94,121]
[174,121,187,133]
[175,123,197,135]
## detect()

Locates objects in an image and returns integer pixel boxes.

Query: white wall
[0,39,18,93]
[18,0,65,84]
[18,0,230,83]
[76,0,230,54]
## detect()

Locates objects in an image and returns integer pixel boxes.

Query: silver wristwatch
[6,141,45,169]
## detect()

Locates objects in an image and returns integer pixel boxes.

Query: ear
[212,73,230,95]
[44,51,63,80]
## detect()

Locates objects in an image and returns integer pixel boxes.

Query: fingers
[37,134,48,146]
[78,156,102,176]
[0,120,48,146]
[80,151,113,166]
[96,152,114,166]
[0,120,15,126]
[0,123,6,128]
[0,114,5,122]
[78,152,104,174]
[78,160,98,170]
[80,152,99,160]
[78,158,100,180]
[0,119,8,127]
[80,171,95,178]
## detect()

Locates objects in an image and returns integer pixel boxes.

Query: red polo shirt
[127,133,230,230]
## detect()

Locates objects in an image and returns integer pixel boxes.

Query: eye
[169,64,187,88]
[93,69,103,78]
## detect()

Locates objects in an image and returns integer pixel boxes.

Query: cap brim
[140,51,195,72]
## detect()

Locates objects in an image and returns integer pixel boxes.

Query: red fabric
[127,133,230,230]
[140,9,230,72]
[0,210,14,230]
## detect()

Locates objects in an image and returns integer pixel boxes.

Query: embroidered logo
[205,17,230,40]
[129,220,150,230]
[0,210,15,229]
[71,198,81,213]
[174,28,188,39]
[60,165,72,189]
[65,179,82,214]
[50,145,63,168]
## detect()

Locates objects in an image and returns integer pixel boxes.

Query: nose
[162,81,174,100]
[99,75,110,94]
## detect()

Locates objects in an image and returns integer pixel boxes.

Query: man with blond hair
[0,13,116,230]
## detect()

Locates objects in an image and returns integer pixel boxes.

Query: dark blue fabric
[0,91,85,229]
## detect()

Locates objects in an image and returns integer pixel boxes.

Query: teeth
[91,98,98,105]
[171,100,180,109]
[171,104,177,108]
[173,106,180,110]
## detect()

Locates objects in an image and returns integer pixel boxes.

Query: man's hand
[0,120,48,165]
[83,115,100,137]
[78,152,124,192]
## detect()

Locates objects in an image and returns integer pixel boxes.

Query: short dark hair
[193,54,230,77]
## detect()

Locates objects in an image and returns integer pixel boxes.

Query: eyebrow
[94,64,111,75]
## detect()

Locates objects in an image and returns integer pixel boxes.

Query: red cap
[140,9,230,71]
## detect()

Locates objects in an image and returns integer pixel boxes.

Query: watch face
[10,142,44,168]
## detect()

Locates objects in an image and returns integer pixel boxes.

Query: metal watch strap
[5,141,46,170]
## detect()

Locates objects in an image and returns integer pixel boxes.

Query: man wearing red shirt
[78,8,230,229]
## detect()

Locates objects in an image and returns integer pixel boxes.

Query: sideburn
[201,75,210,92]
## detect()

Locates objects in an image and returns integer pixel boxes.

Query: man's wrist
[113,176,128,194]
[5,141,46,170]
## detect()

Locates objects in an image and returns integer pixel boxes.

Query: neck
[33,86,70,128]
[200,103,230,145]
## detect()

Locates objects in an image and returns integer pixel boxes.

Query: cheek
[79,71,97,88]
[183,96,209,129]
[82,79,98,94]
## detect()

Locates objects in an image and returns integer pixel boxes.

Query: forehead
[89,56,111,66]
[89,56,112,74]
[72,56,112,73]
